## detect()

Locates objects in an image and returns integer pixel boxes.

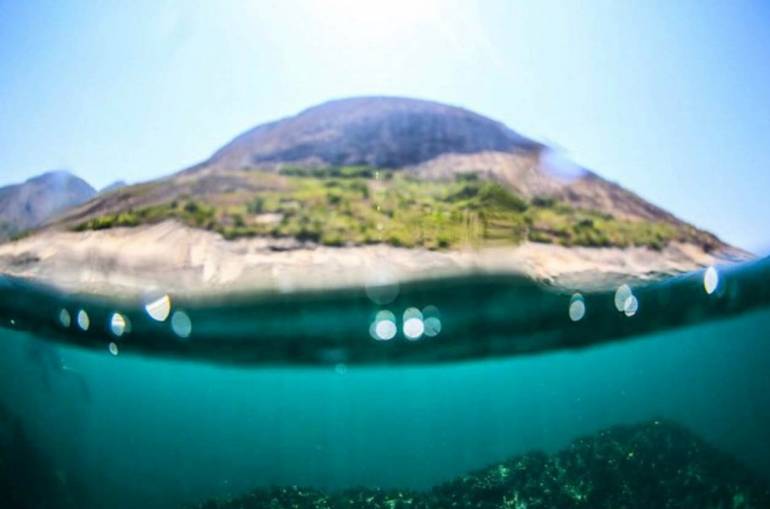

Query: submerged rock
[191,420,770,509]
[0,403,83,509]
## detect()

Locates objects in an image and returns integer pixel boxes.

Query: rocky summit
[205,96,541,170]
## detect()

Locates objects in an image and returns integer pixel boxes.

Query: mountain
[0,171,96,240]
[0,97,748,295]
[55,96,726,250]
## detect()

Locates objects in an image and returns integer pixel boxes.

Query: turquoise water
[1,259,770,508]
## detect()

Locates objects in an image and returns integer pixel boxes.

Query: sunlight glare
[305,0,440,44]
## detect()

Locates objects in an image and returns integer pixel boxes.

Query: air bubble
[58,309,72,328]
[110,313,127,337]
[569,294,586,322]
[77,310,90,331]
[145,294,172,321]
[614,285,632,312]
[623,295,639,317]
[171,311,192,338]
[704,266,719,295]
[403,317,424,340]
[369,310,397,341]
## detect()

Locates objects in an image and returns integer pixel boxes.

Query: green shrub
[476,182,528,212]
[455,172,480,182]
[247,197,264,214]
[73,167,683,251]
[532,196,556,208]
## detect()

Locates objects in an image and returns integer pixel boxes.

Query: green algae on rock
[189,420,770,509]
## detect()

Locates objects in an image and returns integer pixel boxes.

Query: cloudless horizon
[1,1,769,252]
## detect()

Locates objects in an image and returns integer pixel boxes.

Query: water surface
[1,259,769,508]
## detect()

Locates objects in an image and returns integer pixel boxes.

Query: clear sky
[1,0,769,252]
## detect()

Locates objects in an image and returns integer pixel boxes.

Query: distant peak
[31,169,77,181]
[0,169,96,236]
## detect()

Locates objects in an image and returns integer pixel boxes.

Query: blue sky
[1,1,769,252]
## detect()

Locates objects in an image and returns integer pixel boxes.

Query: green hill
[74,165,703,251]
[42,97,729,257]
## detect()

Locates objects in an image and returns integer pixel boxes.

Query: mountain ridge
[0,170,95,240]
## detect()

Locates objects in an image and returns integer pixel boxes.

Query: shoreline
[0,220,747,298]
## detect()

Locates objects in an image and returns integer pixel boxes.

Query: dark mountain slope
[205,96,541,170]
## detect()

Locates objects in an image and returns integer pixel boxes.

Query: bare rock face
[0,171,95,240]
[206,96,541,170]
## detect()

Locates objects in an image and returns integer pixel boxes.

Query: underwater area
[1,259,770,509]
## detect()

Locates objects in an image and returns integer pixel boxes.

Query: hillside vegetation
[73,166,699,251]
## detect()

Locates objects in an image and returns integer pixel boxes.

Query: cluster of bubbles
[614,284,638,317]
[50,265,724,354]
[56,293,193,356]
[567,284,636,322]
[569,266,720,322]
[369,305,442,341]
[144,294,192,338]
